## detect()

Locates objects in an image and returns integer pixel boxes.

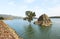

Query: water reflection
[23,24,35,39]
[38,26,52,39]
[39,26,52,32]
[23,24,52,39]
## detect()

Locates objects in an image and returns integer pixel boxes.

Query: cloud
[40,0,60,7]
[13,6,43,17]
[8,1,16,6]
[21,6,45,17]
[47,5,60,16]
[16,6,48,17]
[0,0,60,17]
[14,5,28,17]
[24,0,35,3]
[26,5,60,17]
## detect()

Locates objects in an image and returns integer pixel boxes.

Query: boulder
[34,14,52,26]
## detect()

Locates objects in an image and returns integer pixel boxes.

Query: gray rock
[34,14,52,26]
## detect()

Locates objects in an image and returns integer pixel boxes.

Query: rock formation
[34,14,52,26]
[0,21,23,39]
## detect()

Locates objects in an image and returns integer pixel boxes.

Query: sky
[0,0,60,17]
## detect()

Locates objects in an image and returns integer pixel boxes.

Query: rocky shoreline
[0,20,23,39]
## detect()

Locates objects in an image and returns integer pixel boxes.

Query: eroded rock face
[34,14,52,26]
[0,21,23,39]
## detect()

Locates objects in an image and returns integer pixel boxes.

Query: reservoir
[4,18,60,39]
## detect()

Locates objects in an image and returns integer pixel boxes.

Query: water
[4,18,60,39]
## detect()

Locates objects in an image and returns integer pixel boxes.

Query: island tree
[24,11,36,23]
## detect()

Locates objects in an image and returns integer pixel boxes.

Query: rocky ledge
[34,14,52,26]
[0,21,23,39]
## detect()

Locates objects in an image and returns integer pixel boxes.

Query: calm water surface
[4,18,60,39]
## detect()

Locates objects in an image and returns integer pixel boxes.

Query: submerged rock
[0,21,23,39]
[34,14,52,26]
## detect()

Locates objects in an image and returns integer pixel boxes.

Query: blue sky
[0,0,60,17]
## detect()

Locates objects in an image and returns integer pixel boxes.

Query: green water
[4,18,60,39]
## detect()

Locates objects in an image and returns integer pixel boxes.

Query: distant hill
[33,16,60,19]
[0,14,60,20]
[0,14,22,20]
[50,16,60,18]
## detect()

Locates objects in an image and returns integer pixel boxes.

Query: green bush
[0,17,4,20]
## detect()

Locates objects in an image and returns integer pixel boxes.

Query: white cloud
[51,0,60,4]
[47,5,60,16]
[30,6,44,17]
[27,5,60,17]
[22,6,45,17]
[13,6,43,17]
[8,1,16,6]
[14,5,28,17]
[24,0,35,3]
[17,6,48,17]
[41,0,60,7]
[0,0,60,17]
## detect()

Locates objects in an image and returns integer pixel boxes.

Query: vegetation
[24,11,36,23]
[0,17,4,20]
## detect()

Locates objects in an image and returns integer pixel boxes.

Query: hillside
[0,21,23,39]
[0,14,22,20]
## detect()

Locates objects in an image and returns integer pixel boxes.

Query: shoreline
[0,20,23,39]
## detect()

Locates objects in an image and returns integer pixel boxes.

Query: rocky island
[34,14,52,26]
[0,21,23,39]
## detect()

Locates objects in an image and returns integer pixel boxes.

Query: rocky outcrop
[34,14,52,26]
[0,21,23,39]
